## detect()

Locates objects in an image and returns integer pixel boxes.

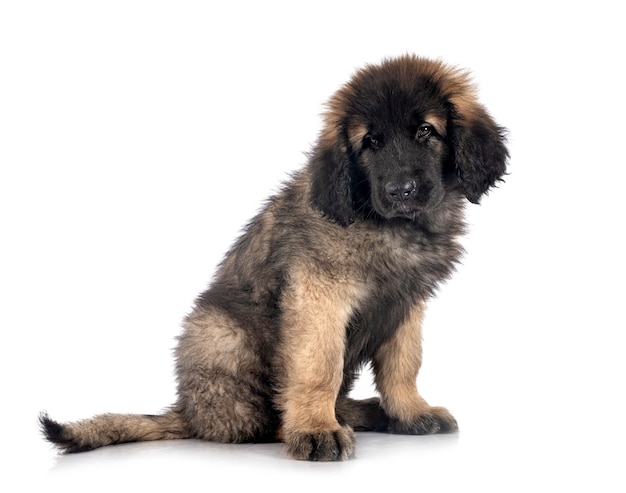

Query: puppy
[41,54,508,461]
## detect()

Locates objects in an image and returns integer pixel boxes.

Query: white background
[1,0,625,491]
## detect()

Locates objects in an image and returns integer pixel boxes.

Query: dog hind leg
[335,396,389,431]
[175,306,278,443]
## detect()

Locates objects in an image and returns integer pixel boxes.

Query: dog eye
[416,124,433,139]
[363,134,383,150]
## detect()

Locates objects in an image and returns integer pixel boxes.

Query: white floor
[20,362,626,492]
[28,405,624,492]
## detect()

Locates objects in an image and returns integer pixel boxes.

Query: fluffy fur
[40,55,508,461]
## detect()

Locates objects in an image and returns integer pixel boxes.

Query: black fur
[39,413,95,453]
[308,144,357,226]
[449,107,509,203]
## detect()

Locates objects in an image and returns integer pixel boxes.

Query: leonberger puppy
[40,54,508,461]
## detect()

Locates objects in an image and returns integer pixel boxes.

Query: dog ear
[308,132,356,227]
[449,105,509,203]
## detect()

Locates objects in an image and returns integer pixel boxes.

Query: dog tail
[39,408,192,453]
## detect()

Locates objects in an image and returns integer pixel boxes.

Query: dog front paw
[388,406,458,435]
[285,426,356,461]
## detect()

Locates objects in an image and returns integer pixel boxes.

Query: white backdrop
[2,1,625,491]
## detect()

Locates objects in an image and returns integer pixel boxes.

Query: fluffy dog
[40,54,508,461]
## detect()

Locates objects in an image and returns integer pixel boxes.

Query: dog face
[347,94,451,220]
[309,55,508,225]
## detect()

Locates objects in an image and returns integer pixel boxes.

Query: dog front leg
[373,300,458,434]
[276,267,367,461]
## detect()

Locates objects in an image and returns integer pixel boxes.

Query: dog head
[309,55,509,225]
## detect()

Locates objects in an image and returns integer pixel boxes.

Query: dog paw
[285,426,356,461]
[388,406,458,435]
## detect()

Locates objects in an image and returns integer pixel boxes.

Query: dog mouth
[385,203,440,220]
[388,203,420,218]
[375,191,445,220]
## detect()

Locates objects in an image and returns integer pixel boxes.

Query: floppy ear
[449,105,509,203]
[308,132,356,227]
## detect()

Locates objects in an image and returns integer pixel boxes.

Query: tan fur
[175,306,272,443]
[179,307,259,376]
[46,411,191,452]
[423,112,447,137]
[347,120,369,153]
[373,301,457,432]
[373,301,428,420]
[319,93,345,149]
[277,264,368,434]
[428,62,480,122]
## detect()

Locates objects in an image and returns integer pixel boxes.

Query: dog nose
[385,180,416,202]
